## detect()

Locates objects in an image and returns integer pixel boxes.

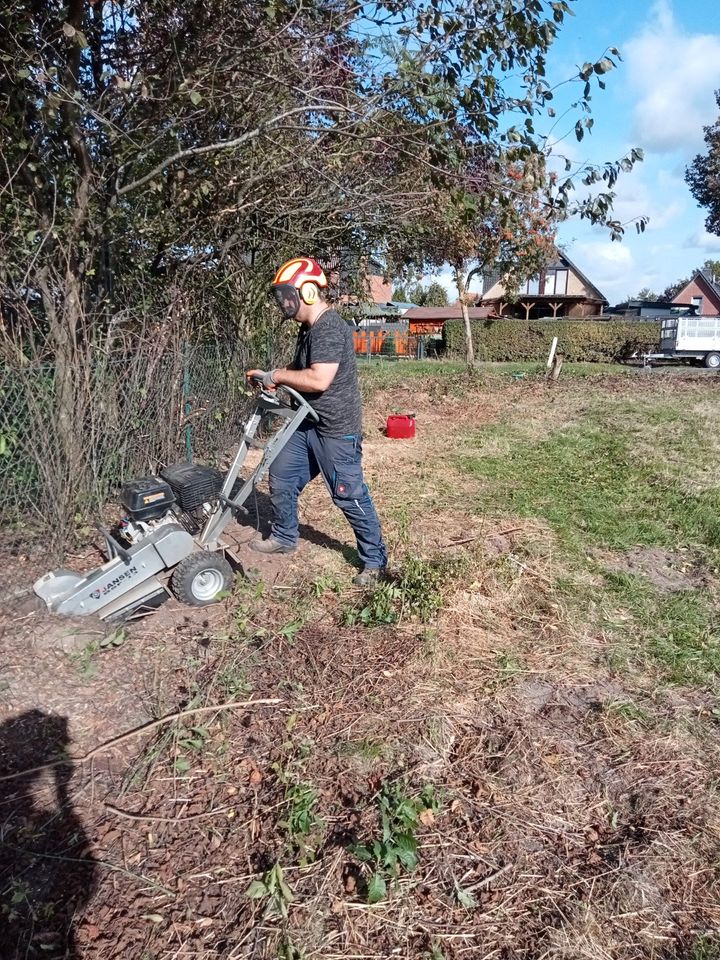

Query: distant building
[404,305,493,337]
[606,299,697,320]
[672,269,720,316]
[366,267,393,305]
[481,249,608,319]
[320,253,393,306]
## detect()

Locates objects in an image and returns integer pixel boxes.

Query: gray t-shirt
[292,309,362,437]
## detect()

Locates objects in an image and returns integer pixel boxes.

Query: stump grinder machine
[32,381,317,622]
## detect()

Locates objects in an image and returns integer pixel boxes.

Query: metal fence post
[183,339,193,462]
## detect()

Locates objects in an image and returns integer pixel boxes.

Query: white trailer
[643,315,720,368]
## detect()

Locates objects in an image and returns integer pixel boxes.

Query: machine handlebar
[249,375,320,422]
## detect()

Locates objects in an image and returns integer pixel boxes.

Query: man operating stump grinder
[246,257,388,587]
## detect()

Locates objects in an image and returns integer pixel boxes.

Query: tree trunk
[39,269,81,451]
[454,266,474,366]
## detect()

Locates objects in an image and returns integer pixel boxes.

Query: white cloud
[626,0,720,156]
[609,168,685,232]
[572,239,655,303]
[556,159,685,236]
[684,228,720,252]
[574,239,633,275]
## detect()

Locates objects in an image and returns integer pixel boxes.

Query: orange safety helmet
[271,257,328,318]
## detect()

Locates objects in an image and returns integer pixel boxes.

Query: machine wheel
[704,352,720,369]
[171,552,233,606]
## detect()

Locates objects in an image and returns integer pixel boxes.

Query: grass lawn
[457,385,720,686]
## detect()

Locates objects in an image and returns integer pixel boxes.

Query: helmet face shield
[272,283,301,319]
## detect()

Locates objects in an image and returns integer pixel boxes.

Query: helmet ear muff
[300,281,318,305]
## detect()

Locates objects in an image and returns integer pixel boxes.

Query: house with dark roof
[672,269,720,316]
[480,249,608,319]
[606,298,697,320]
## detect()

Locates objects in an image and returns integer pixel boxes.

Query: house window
[691,295,703,312]
[541,269,568,296]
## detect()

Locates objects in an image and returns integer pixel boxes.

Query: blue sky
[436,0,720,305]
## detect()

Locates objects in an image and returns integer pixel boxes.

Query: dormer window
[521,268,568,296]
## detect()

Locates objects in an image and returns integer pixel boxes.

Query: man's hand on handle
[246,369,277,391]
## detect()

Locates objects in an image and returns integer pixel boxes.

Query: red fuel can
[386,414,416,439]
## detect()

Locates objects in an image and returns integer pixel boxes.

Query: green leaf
[367,873,387,903]
[455,883,477,909]
[278,874,295,903]
[174,757,191,773]
[395,833,418,870]
[100,627,127,648]
[246,880,269,899]
[190,90,202,106]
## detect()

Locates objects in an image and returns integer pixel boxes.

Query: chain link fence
[0,323,439,545]
[0,340,261,542]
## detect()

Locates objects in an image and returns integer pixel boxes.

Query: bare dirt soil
[598,546,716,594]
[1,370,720,960]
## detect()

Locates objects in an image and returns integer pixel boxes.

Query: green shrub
[443,318,660,363]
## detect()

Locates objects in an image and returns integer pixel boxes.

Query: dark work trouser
[268,424,387,569]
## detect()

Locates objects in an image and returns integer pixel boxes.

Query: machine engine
[118,464,225,544]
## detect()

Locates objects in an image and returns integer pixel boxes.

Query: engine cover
[120,477,176,522]
[160,463,224,511]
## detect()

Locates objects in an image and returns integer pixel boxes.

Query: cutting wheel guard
[199,383,318,549]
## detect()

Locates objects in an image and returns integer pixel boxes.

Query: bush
[443,318,661,363]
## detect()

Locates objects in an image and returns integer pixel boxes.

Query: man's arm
[246,363,339,393]
[273,363,339,393]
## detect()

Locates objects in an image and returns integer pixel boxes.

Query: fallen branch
[2,841,176,897]
[104,802,232,823]
[463,863,514,893]
[0,698,282,784]
[441,526,525,548]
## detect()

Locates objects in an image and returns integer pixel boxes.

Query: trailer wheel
[171,552,233,606]
[704,352,720,369]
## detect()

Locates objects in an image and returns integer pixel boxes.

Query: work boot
[249,537,296,555]
[352,567,387,587]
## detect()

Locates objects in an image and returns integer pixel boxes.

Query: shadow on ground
[233,486,360,567]
[0,710,97,959]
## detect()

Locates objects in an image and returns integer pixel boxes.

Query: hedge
[443,318,661,363]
